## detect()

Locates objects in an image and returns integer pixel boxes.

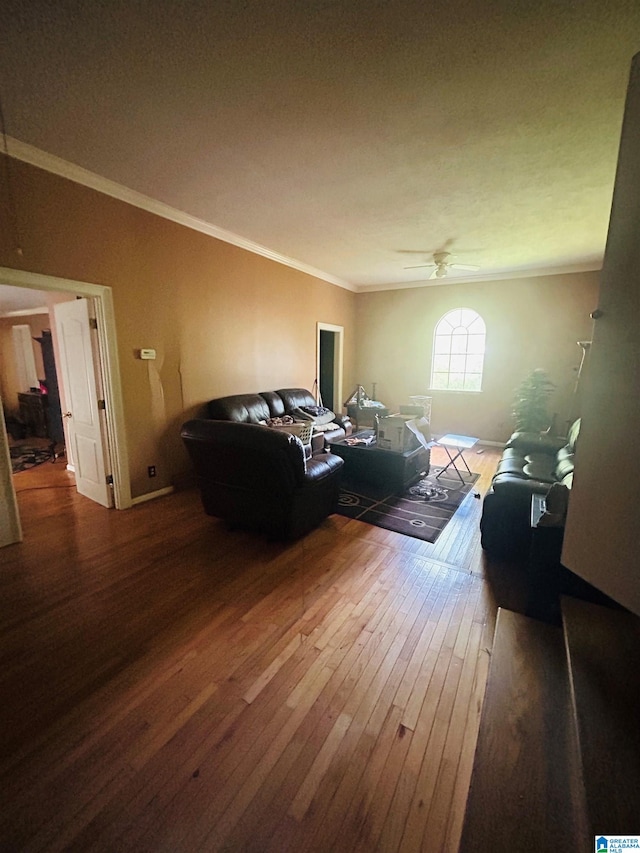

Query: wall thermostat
[139,348,156,360]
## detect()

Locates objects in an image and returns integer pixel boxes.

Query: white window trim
[430,308,486,393]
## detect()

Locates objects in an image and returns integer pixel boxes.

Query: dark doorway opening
[319,329,336,409]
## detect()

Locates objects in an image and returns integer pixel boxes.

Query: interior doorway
[0,267,131,547]
[316,323,344,414]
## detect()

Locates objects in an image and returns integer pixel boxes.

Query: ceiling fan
[404,251,480,280]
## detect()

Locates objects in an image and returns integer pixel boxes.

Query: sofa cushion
[556,445,574,464]
[505,431,567,455]
[495,451,528,477]
[553,455,575,481]
[276,388,318,413]
[207,393,271,424]
[524,452,557,465]
[499,448,527,464]
[522,461,556,482]
[259,390,286,418]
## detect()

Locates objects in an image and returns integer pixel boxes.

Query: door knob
[63,412,73,418]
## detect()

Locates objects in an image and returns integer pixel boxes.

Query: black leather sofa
[181,418,344,539]
[206,387,353,455]
[480,419,580,559]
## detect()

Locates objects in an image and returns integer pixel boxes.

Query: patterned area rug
[335,466,480,543]
[10,445,52,473]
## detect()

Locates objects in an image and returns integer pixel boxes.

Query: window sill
[428,388,483,394]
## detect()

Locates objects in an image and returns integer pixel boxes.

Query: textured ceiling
[1,0,639,291]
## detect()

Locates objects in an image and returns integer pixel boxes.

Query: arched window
[431,308,486,392]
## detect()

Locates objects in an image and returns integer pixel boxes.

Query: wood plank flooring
[458,608,588,853]
[1,446,502,852]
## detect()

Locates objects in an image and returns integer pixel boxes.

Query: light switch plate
[139,348,156,360]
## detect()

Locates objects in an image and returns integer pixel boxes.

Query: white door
[54,298,113,508]
[0,390,22,547]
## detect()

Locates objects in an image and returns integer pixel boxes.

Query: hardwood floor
[1,446,505,852]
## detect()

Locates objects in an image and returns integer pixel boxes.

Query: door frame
[316,322,344,413]
[0,266,131,512]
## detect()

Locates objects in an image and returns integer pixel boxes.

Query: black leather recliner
[181,419,344,540]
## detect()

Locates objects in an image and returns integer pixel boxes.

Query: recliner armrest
[304,452,344,483]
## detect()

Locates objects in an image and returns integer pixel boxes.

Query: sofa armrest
[330,414,353,435]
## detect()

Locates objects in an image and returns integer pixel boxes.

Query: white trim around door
[0,267,131,513]
[316,322,344,415]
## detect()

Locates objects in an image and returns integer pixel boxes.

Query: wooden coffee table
[330,430,430,493]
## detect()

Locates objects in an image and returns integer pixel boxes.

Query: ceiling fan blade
[403,263,435,270]
[450,263,481,272]
[398,250,439,255]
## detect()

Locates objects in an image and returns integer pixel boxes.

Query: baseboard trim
[131,486,175,506]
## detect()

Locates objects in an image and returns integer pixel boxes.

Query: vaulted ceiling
[1,0,639,291]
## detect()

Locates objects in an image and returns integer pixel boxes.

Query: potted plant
[512,368,555,432]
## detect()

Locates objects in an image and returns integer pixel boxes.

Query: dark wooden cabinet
[17,330,64,446]
[346,404,390,428]
[18,392,49,438]
[35,330,64,445]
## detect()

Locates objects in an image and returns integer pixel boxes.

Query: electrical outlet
[148,465,156,478]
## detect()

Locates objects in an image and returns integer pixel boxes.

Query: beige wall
[0,157,357,497]
[0,155,599,502]
[355,272,600,442]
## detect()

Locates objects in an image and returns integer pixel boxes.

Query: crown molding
[3,138,602,295]
[4,137,356,292]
